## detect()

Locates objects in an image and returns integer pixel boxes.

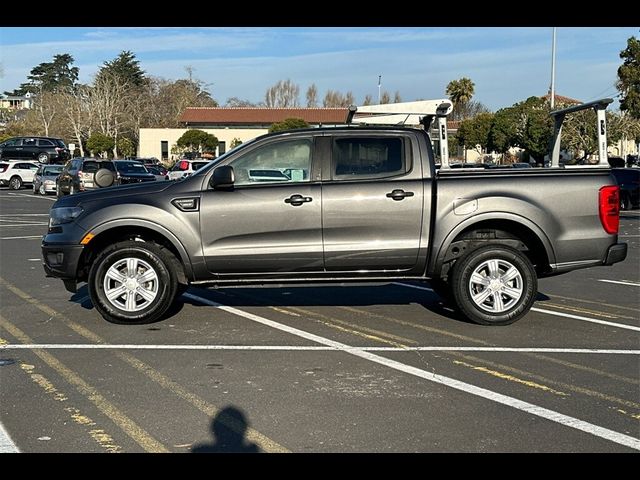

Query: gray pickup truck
[42,101,627,326]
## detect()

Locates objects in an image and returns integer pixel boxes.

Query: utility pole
[378,75,382,104]
[550,27,557,109]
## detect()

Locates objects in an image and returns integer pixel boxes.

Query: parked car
[145,165,169,181]
[512,162,533,168]
[168,159,210,180]
[57,158,116,197]
[0,160,40,189]
[0,136,70,164]
[611,168,640,210]
[33,164,64,195]
[113,160,157,185]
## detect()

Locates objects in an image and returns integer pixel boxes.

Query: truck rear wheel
[450,245,537,326]
[88,240,179,324]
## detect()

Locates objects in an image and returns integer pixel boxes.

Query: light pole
[550,27,557,109]
[378,75,382,104]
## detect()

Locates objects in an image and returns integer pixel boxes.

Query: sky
[0,27,637,110]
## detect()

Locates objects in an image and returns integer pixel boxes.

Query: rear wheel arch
[432,217,553,280]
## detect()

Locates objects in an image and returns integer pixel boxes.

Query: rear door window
[38,139,54,147]
[332,137,408,180]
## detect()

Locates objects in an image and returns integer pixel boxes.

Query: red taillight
[599,186,620,234]
[179,160,189,170]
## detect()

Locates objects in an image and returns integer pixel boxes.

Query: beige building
[138,107,350,162]
[0,92,35,110]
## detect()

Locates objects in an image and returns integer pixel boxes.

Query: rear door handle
[386,189,414,201]
[284,194,312,206]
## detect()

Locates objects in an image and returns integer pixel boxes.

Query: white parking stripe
[0,224,47,227]
[183,292,640,451]
[393,283,640,332]
[0,420,20,453]
[531,308,640,331]
[1,344,638,355]
[0,214,49,216]
[597,279,640,287]
[5,193,55,201]
[0,236,42,240]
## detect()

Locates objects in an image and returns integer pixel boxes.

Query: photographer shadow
[192,406,260,453]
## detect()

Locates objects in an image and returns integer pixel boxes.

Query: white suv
[168,159,210,180]
[0,160,40,189]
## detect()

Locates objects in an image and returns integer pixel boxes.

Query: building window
[218,141,226,155]
[161,141,168,160]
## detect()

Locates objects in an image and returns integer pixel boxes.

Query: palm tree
[446,77,476,120]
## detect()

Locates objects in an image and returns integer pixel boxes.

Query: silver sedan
[33,164,64,195]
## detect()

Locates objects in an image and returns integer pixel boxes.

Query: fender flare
[89,218,195,280]
[429,211,556,276]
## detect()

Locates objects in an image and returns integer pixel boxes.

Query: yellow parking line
[279,305,416,348]
[341,305,639,385]
[546,294,640,315]
[0,315,167,452]
[542,303,627,320]
[452,359,568,396]
[0,277,288,453]
[451,352,640,416]
[18,363,121,453]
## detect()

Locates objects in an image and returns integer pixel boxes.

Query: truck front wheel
[88,240,179,324]
[450,245,537,326]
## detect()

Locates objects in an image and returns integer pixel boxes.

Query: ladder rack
[347,99,454,168]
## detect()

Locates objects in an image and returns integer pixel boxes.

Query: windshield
[43,166,63,176]
[116,162,149,174]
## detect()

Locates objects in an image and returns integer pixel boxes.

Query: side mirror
[94,168,115,188]
[210,165,234,190]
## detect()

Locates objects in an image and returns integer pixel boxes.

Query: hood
[52,178,177,209]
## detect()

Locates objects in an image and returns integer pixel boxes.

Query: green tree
[96,51,147,88]
[176,129,219,153]
[489,106,519,153]
[230,138,243,148]
[268,118,310,133]
[117,137,136,158]
[617,36,640,119]
[7,54,79,95]
[87,132,115,158]
[456,112,494,153]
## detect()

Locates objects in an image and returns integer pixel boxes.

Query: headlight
[49,206,83,227]
[44,180,54,186]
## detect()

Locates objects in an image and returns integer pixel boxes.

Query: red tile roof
[180,107,350,125]
[541,93,582,105]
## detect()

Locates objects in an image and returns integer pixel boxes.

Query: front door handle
[284,194,312,206]
[386,189,414,201]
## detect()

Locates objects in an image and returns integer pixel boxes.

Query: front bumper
[42,242,84,292]
[603,242,627,265]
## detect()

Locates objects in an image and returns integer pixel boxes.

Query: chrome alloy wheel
[468,259,523,313]
[103,257,159,312]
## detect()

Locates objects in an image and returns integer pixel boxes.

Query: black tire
[69,185,76,195]
[38,153,49,164]
[9,175,22,190]
[450,244,537,326]
[429,278,452,305]
[620,193,630,211]
[88,240,179,324]
[56,182,64,198]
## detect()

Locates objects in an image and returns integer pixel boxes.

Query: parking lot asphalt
[0,187,638,453]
